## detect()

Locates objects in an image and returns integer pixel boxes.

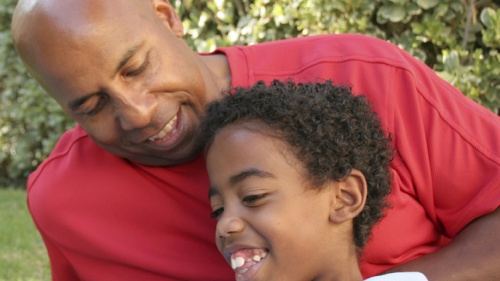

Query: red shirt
[28,34,500,280]
[28,128,233,280]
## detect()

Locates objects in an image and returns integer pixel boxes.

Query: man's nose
[216,209,245,239]
[112,88,157,131]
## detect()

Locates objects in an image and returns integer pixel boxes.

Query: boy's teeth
[229,249,268,274]
[231,256,245,269]
[230,251,268,270]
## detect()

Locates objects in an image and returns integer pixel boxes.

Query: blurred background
[0,0,498,280]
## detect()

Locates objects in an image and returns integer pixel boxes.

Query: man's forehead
[14,0,148,30]
[16,0,100,18]
[13,0,151,58]
[13,1,101,44]
[13,0,153,95]
[14,0,38,14]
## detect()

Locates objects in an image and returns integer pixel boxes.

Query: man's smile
[148,114,179,142]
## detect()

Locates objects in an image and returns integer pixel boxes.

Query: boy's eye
[242,194,267,206]
[210,207,224,219]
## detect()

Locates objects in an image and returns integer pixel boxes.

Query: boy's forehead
[211,123,273,149]
[209,125,302,171]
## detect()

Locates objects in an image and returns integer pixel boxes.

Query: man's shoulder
[254,33,391,48]
[26,125,125,233]
[46,125,92,156]
[231,34,404,64]
[27,125,118,190]
[219,34,414,86]
[223,33,393,50]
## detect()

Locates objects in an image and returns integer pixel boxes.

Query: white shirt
[365,272,428,281]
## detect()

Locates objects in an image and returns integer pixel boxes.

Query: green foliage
[0,0,75,186]
[0,0,498,185]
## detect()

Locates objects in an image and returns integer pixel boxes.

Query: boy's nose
[217,212,245,238]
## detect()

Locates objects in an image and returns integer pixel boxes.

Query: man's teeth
[230,252,267,270]
[148,115,177,141]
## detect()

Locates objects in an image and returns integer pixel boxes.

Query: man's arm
[387,206,500,280]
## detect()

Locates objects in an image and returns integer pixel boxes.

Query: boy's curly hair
[199,79,394,250]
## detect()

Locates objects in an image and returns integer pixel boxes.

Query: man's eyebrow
[115,42,144,74]
[208,169,275,199]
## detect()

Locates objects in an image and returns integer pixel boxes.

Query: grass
[0,188,51,281]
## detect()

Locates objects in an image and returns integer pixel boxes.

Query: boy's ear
[151,0,184,38]
[329,169,367,224]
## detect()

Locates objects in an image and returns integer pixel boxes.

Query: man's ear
[329,169,367,224]
[151,0,184,38]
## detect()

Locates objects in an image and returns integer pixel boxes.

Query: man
[11,0,500,280]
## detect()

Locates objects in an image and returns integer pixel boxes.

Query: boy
[199,80,428,281]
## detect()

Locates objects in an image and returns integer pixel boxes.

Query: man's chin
[120,147,204,167]
[128,151,203,166]
[93,138,204,166]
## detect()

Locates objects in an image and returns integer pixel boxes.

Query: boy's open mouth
[230,248,269,274]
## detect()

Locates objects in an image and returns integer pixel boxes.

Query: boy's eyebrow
[229,169,275,185]
[208,169,275,199]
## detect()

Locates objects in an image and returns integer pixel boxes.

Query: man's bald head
[12,0,109,34]
[12,0,120,65]
[11,0,181,93]
[9,0,223,166]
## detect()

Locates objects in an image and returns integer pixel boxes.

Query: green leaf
[436,70,455,83]
[378,4,406,22]
[407,3,423,16]
[443,50,460,72]
[416,0,440,10]
[480,8,496,29]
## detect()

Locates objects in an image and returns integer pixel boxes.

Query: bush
[0,0,75,186]
[0,0,498,186]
